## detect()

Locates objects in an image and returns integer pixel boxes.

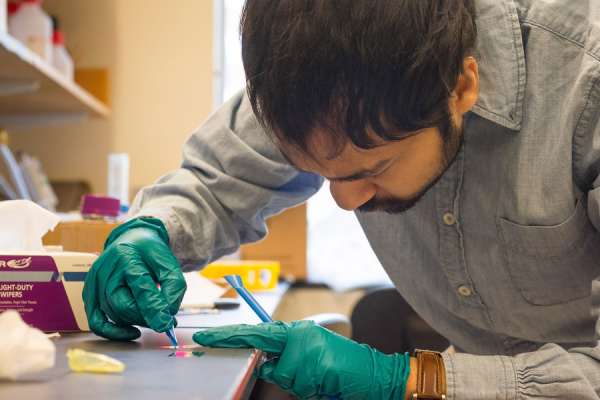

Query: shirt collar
[471,0,526,130]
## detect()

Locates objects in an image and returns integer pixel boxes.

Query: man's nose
[329,180,376,211]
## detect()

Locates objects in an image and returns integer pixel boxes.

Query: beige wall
[10,0,214,203]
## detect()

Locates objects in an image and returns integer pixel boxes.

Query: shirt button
[458,285,472,296]
[443,212,456,225]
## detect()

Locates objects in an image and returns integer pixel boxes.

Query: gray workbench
[0,328,263,400]
[0,286,287,400]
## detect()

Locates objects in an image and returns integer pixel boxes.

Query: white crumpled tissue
[0,310,56,380]
[0,200,60,251]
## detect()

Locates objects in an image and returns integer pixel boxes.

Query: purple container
[80,194,120,218]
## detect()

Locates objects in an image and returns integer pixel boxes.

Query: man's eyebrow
[327,159,391,182]
[283,149,392,181]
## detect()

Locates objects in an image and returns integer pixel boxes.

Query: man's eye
[372,166,391,179]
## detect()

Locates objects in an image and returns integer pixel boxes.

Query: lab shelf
[0,32,109,131]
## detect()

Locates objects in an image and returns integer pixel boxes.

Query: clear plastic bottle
[8,0,53,64]
[51,25,73,80]
[107,153,130,214]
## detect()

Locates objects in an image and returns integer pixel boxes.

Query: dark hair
[240,0,477,158]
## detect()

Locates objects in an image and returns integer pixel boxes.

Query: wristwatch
[412,349,446,399]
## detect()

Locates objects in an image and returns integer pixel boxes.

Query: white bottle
[8,0,53,64]
[6,3,21,28]
[52,29,73,80]
[108,153,130,214]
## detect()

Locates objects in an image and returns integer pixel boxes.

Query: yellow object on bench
[200,260,280,290]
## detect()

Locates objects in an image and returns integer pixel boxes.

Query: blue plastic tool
[224,274,274,322]
[223,275,342,400]
[166,316,178,347]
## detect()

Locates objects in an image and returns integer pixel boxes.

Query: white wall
[10,0,214,202]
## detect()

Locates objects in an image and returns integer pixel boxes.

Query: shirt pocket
[495,195,600,306]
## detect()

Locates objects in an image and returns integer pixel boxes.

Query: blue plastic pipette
[166,315,178,347]
[224,275,273,322]
[223,275,342,400]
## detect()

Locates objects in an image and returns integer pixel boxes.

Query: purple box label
[0,255,81,331]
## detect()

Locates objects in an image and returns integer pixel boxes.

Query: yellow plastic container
[66,348,125,373]
[200,260,280,290]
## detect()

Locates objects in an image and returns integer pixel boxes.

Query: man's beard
[358,120,464,215]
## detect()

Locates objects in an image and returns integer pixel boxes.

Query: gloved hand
[82,217,187,341]
[193,320,410,400]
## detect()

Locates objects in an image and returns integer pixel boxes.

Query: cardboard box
[43,220,121,253]
[240,203,307,279]
[42,202,308,280]
[45,203,309,279]
[0,251,97,331]
[74,68,110,107]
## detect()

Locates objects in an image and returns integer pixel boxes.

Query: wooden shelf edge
[0,32,110,123]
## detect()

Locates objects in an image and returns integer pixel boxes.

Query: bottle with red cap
[7,2,21,23]
[7,0,53,64]
[51,16,73,80]
[3,2,20,33]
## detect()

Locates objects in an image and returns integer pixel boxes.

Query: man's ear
[451,57,479,116]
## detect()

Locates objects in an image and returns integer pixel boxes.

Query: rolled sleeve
[444,341,600,399]
[443,352,517,400]
[129,90,323,271]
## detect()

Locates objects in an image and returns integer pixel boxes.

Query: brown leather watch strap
[412,349,446,399]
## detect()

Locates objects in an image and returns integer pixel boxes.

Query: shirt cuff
[442,352,518,400]
[129,208,183,254]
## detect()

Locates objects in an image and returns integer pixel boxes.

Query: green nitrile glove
[82,217,187,341]
[193,320,410,400]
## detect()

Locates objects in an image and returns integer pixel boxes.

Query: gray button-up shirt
[131,0,600,398]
